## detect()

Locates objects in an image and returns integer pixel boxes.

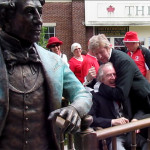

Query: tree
[38,27,48,49]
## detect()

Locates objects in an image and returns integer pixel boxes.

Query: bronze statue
[0,0,92,149]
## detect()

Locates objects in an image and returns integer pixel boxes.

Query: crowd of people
[0,0,150,150]
[87,33,150,150]
[47,31,150,149]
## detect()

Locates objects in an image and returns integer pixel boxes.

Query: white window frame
[42,23,56,40]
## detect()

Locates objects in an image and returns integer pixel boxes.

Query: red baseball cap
[46,37,63,48]
[123,31,139,42]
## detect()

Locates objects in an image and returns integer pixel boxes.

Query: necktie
[3,46,41,74]
[3,46,41,66]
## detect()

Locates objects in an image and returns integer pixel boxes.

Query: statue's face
[8,0,43,43]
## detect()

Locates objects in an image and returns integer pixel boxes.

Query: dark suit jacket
[99,49,150,115]
[89,89,148,150]
[89,91,132,128]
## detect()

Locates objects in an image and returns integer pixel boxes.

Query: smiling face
[50,44,61,55]
[7,0,43,43]
[88,34,111,63]
[102,65,116,87]
[73,46,82,57]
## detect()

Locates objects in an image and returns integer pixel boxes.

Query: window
[114,37,126,52]
[106,37,126,52]
[44,26,55,40]
[139,37,145,46]
[39,25,55,48]
[148,37,150,49]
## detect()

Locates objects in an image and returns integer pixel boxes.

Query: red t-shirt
[127,49,147,76]
[81,54,100,83]
[69,55,85,83]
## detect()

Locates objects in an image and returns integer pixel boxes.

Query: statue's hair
[0,0,15,30]
[0,0,45,30]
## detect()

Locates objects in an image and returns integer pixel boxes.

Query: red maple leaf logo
[107,5,115,12]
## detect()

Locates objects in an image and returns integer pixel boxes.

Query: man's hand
[131,118,140,133]
[86,66,97,82]
[111,117,129,126]
[48,106,81,133]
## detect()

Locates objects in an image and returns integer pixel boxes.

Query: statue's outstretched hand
[48,106,81,133]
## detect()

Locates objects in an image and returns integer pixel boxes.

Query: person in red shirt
[123,31,150,82]
[69,43,85,83]
[81,48,100,83]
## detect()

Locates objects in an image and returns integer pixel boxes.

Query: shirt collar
[94,81,101,93]
[108,48,112,61]
[0,31,34,52]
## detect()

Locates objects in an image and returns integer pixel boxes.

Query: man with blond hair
[88,34,150,116]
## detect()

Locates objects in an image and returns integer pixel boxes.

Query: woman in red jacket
[69,43,85,83]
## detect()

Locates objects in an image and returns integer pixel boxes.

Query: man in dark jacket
[88,34,150,116]
[89,62,148,150]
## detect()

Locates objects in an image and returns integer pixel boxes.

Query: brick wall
[71,1,87,53]
[42,1,90,59]
[43,2,73,59]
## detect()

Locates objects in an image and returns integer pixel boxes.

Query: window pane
[44,34,49,40]
[114,38,124,46]
[49,27,54,33]
[139,37,145,46]
[39,26,55,48]
[50,33,55,37]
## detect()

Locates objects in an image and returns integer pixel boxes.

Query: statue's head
[0,0,45,43]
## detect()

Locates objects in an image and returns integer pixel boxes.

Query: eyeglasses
[74,48,81,51]
[50,44,60,48]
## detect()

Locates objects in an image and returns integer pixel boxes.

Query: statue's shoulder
[34,43,55,57]
[35,43,64,65]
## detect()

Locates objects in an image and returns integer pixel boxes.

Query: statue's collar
[0,31,33,52]
[0,31,22,51]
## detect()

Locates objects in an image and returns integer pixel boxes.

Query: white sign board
[85,1,150,26]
